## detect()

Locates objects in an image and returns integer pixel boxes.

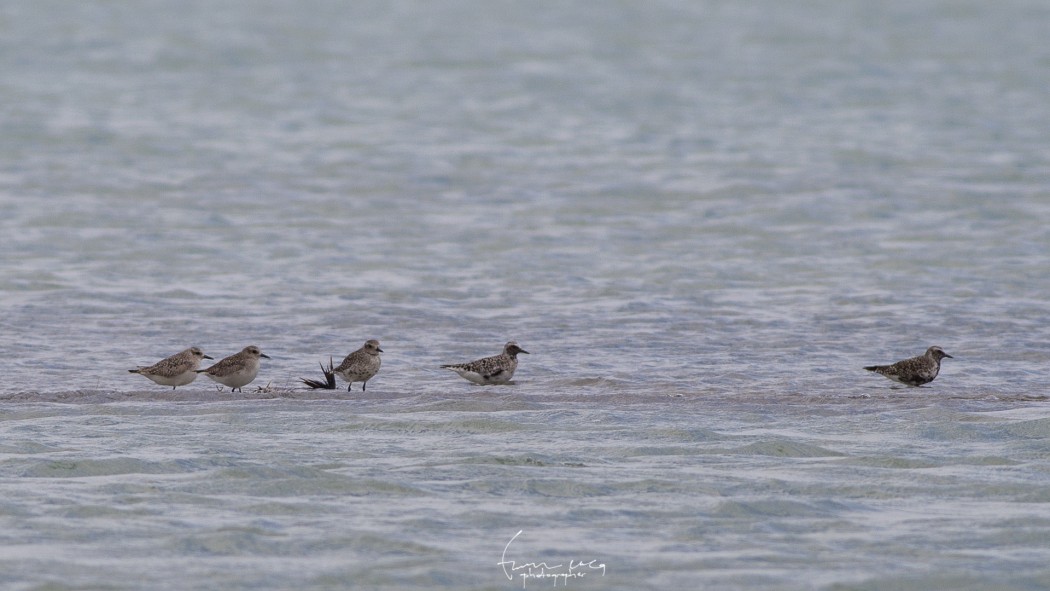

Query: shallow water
[2,1,1050,589]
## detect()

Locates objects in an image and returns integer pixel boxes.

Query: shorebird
[301,340,384,391]
[330,339,383,391]
[441,341,529,385]
[864,346,953,387]
[128,347,212,389]
[196,346,270,392]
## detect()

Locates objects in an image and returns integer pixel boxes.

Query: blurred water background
[2,1,1050,589]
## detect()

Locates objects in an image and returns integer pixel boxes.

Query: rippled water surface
[2,1,1050,589]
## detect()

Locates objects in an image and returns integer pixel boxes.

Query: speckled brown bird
[333,339,383,391]
[196,346,270,392]
[864,346,953,387]
[441,341,529,385]
[128,347,213,389]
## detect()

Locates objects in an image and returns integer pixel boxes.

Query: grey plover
[332,339,383,391]
[128,347,213,389]
[864,346,953,387]
[196,345,270,392]
[441,341,529,385]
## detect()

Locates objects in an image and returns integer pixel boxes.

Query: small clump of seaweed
[300,357,337,390]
